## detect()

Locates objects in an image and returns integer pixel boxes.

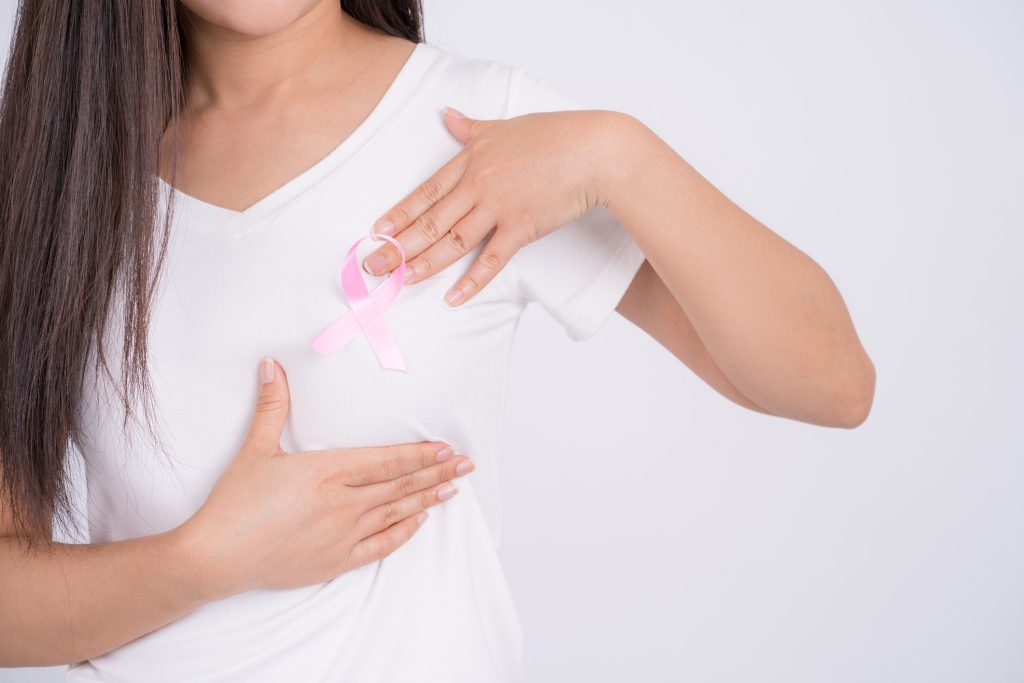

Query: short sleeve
[502,65,648,342]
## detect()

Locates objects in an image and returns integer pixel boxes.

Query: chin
[179,0,322,38]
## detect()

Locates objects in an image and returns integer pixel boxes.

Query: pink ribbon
[310,233,407,372]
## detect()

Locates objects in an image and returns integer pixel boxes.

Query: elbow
[829,351,876,429]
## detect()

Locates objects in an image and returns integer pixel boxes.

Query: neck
[179,2,374,110]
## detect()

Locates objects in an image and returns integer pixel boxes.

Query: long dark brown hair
[0,0,423,549]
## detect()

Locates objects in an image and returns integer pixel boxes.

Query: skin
[0,358,472,666]
[158,1,416,214]
[367,113,876,430]
[1,2,471,667]
[1,0,876,667]
[171,1,874,430]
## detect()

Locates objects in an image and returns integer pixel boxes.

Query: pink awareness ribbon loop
[310,233,408,372]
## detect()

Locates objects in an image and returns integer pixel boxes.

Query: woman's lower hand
[174,357,472,602]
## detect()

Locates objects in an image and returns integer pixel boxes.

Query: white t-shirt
[68,40,646,683]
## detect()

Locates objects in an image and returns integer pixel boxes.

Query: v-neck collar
[157,41,439,239]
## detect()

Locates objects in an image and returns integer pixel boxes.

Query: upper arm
[616,259,774,415]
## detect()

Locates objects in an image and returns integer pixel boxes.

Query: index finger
[316,441,456,486]
[370,151,467,238]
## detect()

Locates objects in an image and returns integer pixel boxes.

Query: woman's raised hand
[175,357,473,602]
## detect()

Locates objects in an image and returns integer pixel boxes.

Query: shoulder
[414,41,579,119]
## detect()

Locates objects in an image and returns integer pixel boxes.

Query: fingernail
[444,106,466,119]
[444,288,464,306]
[437,482,458,501]
[364,253,387,275]
[416,511,428,526]
[435,446,454,462]
[403,266,415,283]
[373,219,395,236]
[455,459,475,476]
[262,358,278,385]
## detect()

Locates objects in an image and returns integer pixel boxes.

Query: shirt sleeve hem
[561,233,647,342]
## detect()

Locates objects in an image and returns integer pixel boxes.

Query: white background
[2,0,1022,681]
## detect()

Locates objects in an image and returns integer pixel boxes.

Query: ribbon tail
[357,311,407,372]
[311,232,409,370]
[310,310,362,355]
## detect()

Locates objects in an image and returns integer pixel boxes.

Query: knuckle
[466,171,487,191]
[394,205,413,227]
[477,249,503,272]
[395,472,419,496]
[416,212,443,242]
[369,537,392,560]
[467,136,490,155]
[445,227,469,255]
[381,502,402,528]
[339,462,366,486]
[310,459,344,490]
[439,461,459,482]
[378,455,401,482]
[472,165,499,187]
[421,442,439,467]
[254,394,284,414]
[419,178,445,205]
[313,470,341,494]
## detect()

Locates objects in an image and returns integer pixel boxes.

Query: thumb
[244,356,291,452]
[443,106,493,144]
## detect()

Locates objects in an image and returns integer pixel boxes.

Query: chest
[158,45,420,214]
[78,171,524,528]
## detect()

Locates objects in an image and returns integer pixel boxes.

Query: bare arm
[356,108,873,428]
[0,358,471,666]
[605,114,875,428]
[0,520,205,666]
[616,258,774,417]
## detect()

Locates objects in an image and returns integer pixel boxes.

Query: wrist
[586,110,656,211]
[166,518,239,605]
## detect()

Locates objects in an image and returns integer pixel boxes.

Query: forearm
[0,526,208,666]
[599,114,874,427]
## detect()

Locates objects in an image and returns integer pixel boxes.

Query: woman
[0,0,875,681]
